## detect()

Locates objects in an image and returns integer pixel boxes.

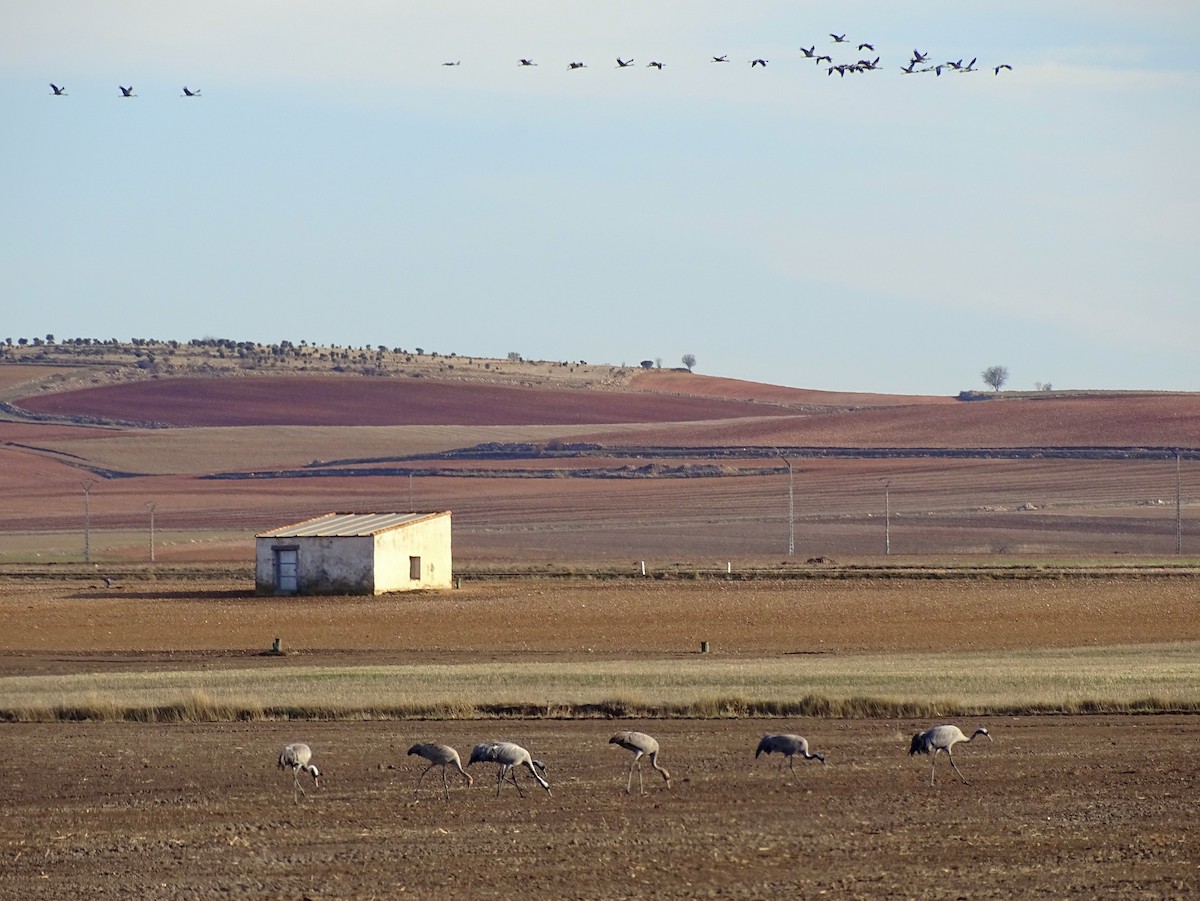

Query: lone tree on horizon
[682,353,697,372]
[981,365,1009,391]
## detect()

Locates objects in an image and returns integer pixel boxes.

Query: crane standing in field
[407,742,473,800]
[278,742,321,802]
[755,734,826,781]
[909,724,992,785]
[609,731,671,795]
[467,741,551,797]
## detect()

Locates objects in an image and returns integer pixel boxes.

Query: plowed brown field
[13,376,792,427]
[1,577,1198,897]
[4,717,1197,899]
[583,393,1200,447]
[2,577,1198,661]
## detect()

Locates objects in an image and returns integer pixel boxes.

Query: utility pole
[882,478,892,555]
[775,453,795,557]
[1177,450,1183,555]
[145,502,156,563]
[80,479,95,563]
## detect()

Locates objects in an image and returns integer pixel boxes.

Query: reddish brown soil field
[13,376,792,427]
[630,370,955,407]
[2,578,1198,898]
[0,422,123,442]
[586,394,1200,448]
[4,375,1199,567]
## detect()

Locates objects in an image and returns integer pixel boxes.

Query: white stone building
[255,512,452,595]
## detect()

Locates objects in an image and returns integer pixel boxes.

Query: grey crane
[712,55,728,63]
[616,57,634,68]
[994,64,1013,75]
[468,741,550,797]
[755,734,826,780]
[442,61,461,66]
[181,86,201,97]
[647,61,665,70]
[518,58,537,67]
[278,742,321,801]
[568,61,587,70]
[749,58,768,68]
[119,85,137,97]
[609,731,671,795]
[857,42,875,52]
[50,83,67,96]
[909,724,992,785]
[830,33,848,43]
[407,742,473,800]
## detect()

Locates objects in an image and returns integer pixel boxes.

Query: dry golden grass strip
[3,644,1198,721]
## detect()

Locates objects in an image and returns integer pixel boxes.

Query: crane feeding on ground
[407,742,473,800]
[609,731,671,794]
[909,724,992,785]
[278,742,321,801]
[467,741,550,797]
[755,734,826,780]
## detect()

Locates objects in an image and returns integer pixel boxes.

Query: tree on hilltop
[981,365,1009,391]
[682,353,697,372]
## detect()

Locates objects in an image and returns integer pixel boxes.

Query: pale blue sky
[4,2,1197,394]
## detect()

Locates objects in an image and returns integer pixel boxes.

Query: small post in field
[641,560,646,576]
[700,641,711,654]
[272,637,282,654]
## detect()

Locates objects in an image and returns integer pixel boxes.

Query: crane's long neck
[524,761,551,792]
[650,754,671,785]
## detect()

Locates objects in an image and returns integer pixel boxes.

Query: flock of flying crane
[452,32,1013,78]
[278,724,993,802]
[44,34,1013,99]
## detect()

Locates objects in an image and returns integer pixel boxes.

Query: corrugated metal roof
[256,511,450,538]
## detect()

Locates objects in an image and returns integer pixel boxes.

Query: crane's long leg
[414,762,436,797]
[947,749,970,785]
[440,765,451,801]
[293,767,306,801]
[496,764,525,797]
[625,757,637,794]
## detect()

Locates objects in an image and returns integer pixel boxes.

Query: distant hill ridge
[0,335,948,410]
[3,338,1196,445]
